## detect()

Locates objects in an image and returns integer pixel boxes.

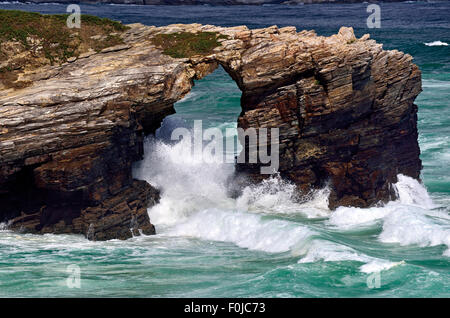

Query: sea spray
[236,175,330,218]
[133,133,326,254]
[394,174,435,208]
[236,175,299,213]
[131,135,366,275]
[133,135,236,226]
[133,130,450,261]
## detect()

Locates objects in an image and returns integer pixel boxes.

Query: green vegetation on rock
[151,31,228,58]
[0,9,129,89]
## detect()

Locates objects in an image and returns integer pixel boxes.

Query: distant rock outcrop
[0,21,422,239]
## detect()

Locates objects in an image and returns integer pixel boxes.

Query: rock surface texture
[0,23,422,239]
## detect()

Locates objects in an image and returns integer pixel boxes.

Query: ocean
[0,1,449,297]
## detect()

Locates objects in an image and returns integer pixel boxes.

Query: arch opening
[131,64,300,232]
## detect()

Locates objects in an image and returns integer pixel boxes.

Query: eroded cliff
[0,16,422,239]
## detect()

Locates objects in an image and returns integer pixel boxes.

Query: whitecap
[424,41,449,47]
[378,206,450,255]
[359,260,406,274]
[297,239,401,273]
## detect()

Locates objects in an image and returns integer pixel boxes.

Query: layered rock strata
[0,22,422,239]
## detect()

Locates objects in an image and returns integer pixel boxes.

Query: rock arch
[0,23,422,239]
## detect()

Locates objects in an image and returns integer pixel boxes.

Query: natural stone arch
[164,24,421,209]
[0,23,421,239]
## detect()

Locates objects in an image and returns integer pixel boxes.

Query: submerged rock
[0,21,422,239]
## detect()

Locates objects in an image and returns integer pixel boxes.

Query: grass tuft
[151,31,228,58]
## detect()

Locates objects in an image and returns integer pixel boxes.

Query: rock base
[6,180,159,241]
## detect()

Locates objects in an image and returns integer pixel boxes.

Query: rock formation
[0,21,422,239]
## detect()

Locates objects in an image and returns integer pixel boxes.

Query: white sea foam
[328,175,450,256]
[133,135,322,252]
[236,175,330,218]
[359,260,406,274]
[328,205,391,230]
[424,41,449,47]
[328,175,435,229]
[166,208,314,253]
[134,134,329,230]
[133,136,236,226]
[297,239,401,273]
[378,206,450,255]
[134,136,386,273]
[236,175,298,213]
[298,240,369,263]
[394,174,435,208]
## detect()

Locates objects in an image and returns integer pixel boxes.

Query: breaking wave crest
[133,130,450,271]
[328,175,450,256]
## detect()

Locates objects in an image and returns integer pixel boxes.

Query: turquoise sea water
[0,2,449,297]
